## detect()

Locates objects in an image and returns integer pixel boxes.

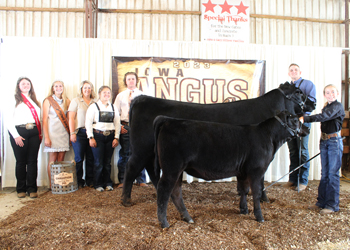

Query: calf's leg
[122,157,153,206]
[250,175,265,222]
[157,174,178,228]
[237,177,249,215]
[260,177,270,203]
[170,174,193,224]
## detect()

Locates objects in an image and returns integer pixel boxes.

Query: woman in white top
[68,80,96,188]
[7,77,42,198]
[85,86,121,192]
[42,80,71,187]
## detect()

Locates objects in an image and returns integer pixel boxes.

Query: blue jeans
[317,137,343,212]
[118,124,146,184]
[287,122,311,186]
[71,128,94,187]
[90,132,115,189]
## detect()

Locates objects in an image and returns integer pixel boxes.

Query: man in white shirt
[114,72,148,188]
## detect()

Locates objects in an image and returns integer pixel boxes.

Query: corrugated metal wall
[0,0,85,37]
[0,0,347,47]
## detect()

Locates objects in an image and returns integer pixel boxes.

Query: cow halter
[274,115,301,137]
[277,87,305,111]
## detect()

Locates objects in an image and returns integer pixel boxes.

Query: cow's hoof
[255,215,264,222]
[240,208,249,215]
[260,194,270,203]
[160,222,170,228]
[187,219,194,224]
[183,216,194,224]
[260,197,270,203]
[121,199,132,207]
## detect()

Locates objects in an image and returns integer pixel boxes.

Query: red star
[235,1,249,15]
[202,0,217,13]
[219,0,233,14]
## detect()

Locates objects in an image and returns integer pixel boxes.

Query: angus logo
[112,57,265,104]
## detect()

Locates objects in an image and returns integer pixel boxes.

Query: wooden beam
[85,0,98,38]
[0,7,85,12]
[250,14,344,24]
[97,8,201,15]
[0,7,345,24]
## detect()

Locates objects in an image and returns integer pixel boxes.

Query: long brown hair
[15,77,41,108]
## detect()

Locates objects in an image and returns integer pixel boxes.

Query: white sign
[54,172,74,186]
[201,0,250,43]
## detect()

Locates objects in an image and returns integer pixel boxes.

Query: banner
[112,57,265,104]
[201,0,250,43]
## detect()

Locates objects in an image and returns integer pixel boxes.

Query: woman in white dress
[42,80,71,187]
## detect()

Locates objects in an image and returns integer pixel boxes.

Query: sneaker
[17,192,26,198]
[95,187,104,192]
[117,183,123,188]
[295,184,307,191]
[283,182,294,188]
[105,186,113,191]
[29,192,38,198]
[308,204,321,210]
[320,208,334,214]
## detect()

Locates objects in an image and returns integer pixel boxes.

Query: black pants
[9,126,41,194]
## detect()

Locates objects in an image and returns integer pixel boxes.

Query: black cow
[153,112,310,228]
[122,82,315,206]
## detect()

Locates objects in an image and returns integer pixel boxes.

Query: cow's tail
[153,115,169,179]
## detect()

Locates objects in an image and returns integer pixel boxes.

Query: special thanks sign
[201,0,250,43]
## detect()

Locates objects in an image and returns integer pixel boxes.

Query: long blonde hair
[323,84,339,107]
[78,80,96,99]
[47,80,69,111]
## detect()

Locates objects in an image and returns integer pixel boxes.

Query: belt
[93,129,115,136]
[16,123,36,130]
[121,121,129,126]
[321,132,340,140]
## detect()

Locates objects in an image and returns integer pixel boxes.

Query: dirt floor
[1,180,350,250]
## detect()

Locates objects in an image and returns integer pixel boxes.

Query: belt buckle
[321,133,328,140]
[103,131,110,136]
[26,123,34,130]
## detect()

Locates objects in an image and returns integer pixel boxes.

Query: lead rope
[263,153,320,191]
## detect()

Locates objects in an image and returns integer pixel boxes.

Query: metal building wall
[98,0,200,41]
[0,0,85,37]
[250,0,345,47]
[0,0,347,47]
